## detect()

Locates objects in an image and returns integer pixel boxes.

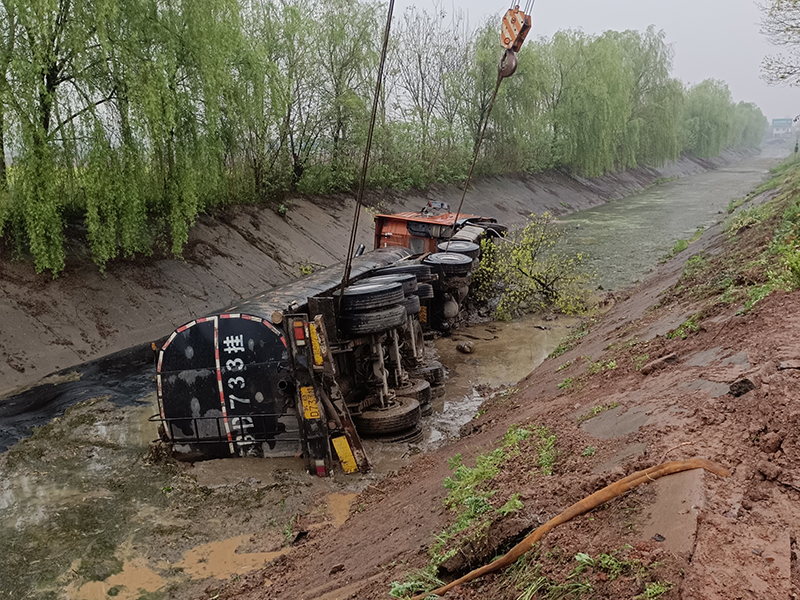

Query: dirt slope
[213,176,800,599]
[0,150,753,395]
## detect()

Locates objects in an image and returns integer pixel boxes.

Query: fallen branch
[410,458,729,600]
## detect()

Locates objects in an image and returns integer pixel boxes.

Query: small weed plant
[550,321,593,359]
[577,403,619,424]
[634,581,674,599]
[666,315,700,339]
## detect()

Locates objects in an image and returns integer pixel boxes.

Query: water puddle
[175,535,289,580]
[67,557,167,600]
[65,535,290,599]
[426,314,578,446]
[327,492,357,526]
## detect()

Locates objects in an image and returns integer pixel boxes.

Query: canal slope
[0,148,761,395]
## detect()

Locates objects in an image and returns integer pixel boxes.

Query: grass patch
[582,446,596,457]
[584,356,617,374]
[633,353,650,371]
[558,377,575,391]
[666,315,700,340]
[577,403,619,424]
[634,581,674,599]
[505,549,657,600]
[390,425,558,597]
[549,321,592,359]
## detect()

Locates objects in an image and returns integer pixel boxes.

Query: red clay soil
[214,222,800,599]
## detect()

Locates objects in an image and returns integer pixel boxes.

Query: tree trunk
[0,105,6,190]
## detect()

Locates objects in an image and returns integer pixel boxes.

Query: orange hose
[410,458,729,600]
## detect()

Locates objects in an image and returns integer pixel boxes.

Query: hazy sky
[394,0,797,122]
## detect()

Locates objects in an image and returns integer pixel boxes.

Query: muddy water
[561,149,786,291]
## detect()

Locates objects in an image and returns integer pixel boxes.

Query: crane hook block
[501,6,532,52]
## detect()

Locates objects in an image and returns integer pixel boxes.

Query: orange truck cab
[373,202,503,254]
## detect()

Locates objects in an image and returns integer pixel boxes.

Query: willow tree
[761,0,800,84]
[5,0,117,274]
[682,80,734,157]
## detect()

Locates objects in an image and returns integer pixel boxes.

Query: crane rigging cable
[341,2,534,281]
[445,3,534,252]
[340,0,396,301]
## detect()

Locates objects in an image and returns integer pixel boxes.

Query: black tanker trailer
[155,208,497,476]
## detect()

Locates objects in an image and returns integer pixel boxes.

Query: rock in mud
[640,353,678,375]
[456,341,475,354]
[759,431,784,454]
[757,460,782,481]
[729,378,756,397]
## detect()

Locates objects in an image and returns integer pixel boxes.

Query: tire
[413,283,435,300]
[395,378,431,405]
[424,252,473,276]
[400,294,421,315]
[352,396,421,435]
[339,281,404,312]
[339,304,407,336]
[413,363,445,384]
[437,240,480,259]
[370,425,424,444]
[376,264,432,280]
[359,273,418,295]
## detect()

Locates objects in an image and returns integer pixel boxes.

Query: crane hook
[499,49,518,79]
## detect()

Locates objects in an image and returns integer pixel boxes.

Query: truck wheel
[412,363,446,384]
[413,283,435,300]
[359,273,418,295]
[400,294,421,315]
[339,281,404,312]
[437,240,480,259]
[339,304,407,335]
[423,252,473,276]
[395,378,431,403]
[376,264,432,281]
[352,396,421,435]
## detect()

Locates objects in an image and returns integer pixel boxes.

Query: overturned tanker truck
[155,203,504,475]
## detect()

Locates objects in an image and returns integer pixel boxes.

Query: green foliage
[474,214,593,320]
[666,315,700,339]
[584,356,617,374]
[581,446,596,457]
[549,321,592,358]
[389,424,553,596]
[726,204,774,233]
[0,1,767,275]
[577,403,619,423]
[389,566,443,599]
[558,378,575,391]
[634,581,674,599]
[671,239,689,256]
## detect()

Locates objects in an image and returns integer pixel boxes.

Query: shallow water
[560,151,784,291]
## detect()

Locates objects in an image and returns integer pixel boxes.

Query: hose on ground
[410,457,729,600]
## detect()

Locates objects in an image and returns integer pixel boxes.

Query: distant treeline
[0,0,768,274]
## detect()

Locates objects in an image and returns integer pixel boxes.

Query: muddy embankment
[0,149,755,395]
[213,151,800,600]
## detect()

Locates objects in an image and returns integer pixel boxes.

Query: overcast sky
[394,0,797,122]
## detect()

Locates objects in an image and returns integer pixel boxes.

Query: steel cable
[340,0,395,302]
